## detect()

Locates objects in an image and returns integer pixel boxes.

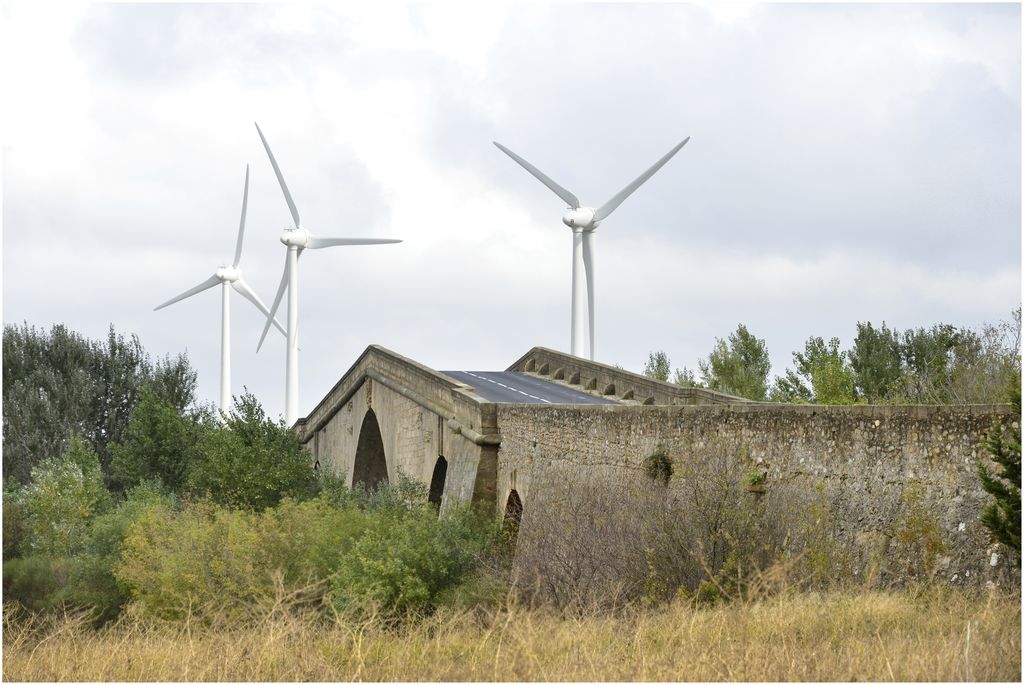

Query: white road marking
[466,372,552,403]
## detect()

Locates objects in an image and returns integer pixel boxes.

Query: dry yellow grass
[3,588,1020,681]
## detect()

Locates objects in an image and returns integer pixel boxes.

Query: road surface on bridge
[440,371,618,405]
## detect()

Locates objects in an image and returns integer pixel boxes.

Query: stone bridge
[295,344,744,516]
[295,344,1015,583]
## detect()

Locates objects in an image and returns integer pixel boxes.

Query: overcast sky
[2,2,1020,419]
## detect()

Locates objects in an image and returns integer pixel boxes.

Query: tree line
[642,309,1021,405]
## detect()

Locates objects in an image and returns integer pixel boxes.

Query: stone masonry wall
[495,402,1018,586]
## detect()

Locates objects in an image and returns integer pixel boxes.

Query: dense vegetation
[2,324,506,628]
[644,308,1021,404]
[3,321,1020,680]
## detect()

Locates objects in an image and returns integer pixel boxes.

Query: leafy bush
[115,475,502,622]
[115,496,372,621]
[3,480,176,621]
[3,478,29,558]
[643,351,671,381]
[330,503,500,616]
[187,392,315,510]
[20,436,113,557]
[643,449,673,485]
[744,470,767,487]
[2,555,73,612]
[67,481,178,622]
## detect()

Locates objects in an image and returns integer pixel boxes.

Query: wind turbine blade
[594,136,690,222]
[232,164,250,267]
[306,236,403,250]
[254,122,301,228]
[232,278,286,338]
[493,141,580,209]
[154,274,221,311]
[257,251,291,352]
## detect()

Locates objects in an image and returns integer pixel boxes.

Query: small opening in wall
[503,489,523,544]
[428,455,447,510]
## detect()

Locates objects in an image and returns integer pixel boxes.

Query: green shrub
[187,393,315,510]
[3,478,29,558]
[643,449,673,485]
[115,496,372,621]
[330,503,499,616]
[116,501,263,621]
[2,555,73,612]
[21,436,113,557]
[67,481,178,622]
[744,470,767,487]
[115,474,501,622]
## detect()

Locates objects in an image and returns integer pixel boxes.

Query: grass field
[3,588,1020,681]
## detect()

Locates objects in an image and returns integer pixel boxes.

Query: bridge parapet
[506,346,752,406]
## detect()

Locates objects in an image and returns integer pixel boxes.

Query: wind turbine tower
[494,137,689,360]
[254,122,403,425]
[154,165,286,413]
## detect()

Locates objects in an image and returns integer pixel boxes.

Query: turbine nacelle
[215,265,241,282]
[562,207,597,230]
[280,227,310,248]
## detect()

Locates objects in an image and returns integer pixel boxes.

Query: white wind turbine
[154,165,286,413]
[254,122,402,425]
[494,137,690,360]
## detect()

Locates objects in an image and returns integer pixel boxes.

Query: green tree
[810,354,857,404]
[928,309,1020,404]
[108,386,209,493]
[977,386,1021,564]
[20,436,113,557]
[188,392,315,510]
[898,323,963,403]
[849,321,902,403]
[643,351,671,381]
[698,324,771,400]
[770,369,813,403]
[773,336,858,405]
[771,336,831,403]
[2,323,198,483]
[672,366,702,388]
[3,324,98,483]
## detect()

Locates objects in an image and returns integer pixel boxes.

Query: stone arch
[503,489,523,543]
[428,455,447,509]
[352,409,388,490]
